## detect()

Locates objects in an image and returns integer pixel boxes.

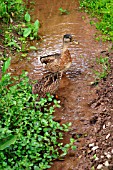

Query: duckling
[40,34,72,74]
[32,72,62,98]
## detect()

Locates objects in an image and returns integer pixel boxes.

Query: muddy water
[10,0,111,169]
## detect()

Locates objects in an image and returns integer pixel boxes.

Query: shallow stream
[9,0,111,169]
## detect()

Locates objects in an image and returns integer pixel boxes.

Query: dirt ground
[74,52,113,170]
[48,51,113,170]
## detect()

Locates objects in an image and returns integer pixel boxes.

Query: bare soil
[74,52,113,170]
[48,52,113,170]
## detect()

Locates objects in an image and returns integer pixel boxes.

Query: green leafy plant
[2,56,11,73]
[4,31,21,51]
[93,56,110,83]
[0,0,39,62]
[21,12,40,40]
[59,7,70,15]
[0,0,25,23]
[80,0,113,41]
[0,58,75,170]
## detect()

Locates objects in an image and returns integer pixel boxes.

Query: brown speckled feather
[40,49,72,73]
[40,34,73,73]
[40,53,60,64]
[60,49,72,71]
[32,72,62,98]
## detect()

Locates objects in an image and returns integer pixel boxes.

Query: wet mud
[9,0,113,169]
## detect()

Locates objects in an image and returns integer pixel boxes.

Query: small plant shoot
[59,7,70,15]
[93,56,110,84]
[22,12,40,39]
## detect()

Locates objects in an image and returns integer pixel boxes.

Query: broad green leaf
[0,135,17,150]
[7,42,21,49]
[34,20,40,30]
[1,2,7,14]
[71,145,77,151]
[21,53,27,57]
[30,46,37,50]
[2,57,11,73]
[23,28,31,37]
[25,12,31,22]
[15,0,22,3]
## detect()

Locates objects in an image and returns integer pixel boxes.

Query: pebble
[104,152,107,155]
[95,157,99,161]
[106,122,111,126]
[89,143,94,147]
[101,155,104,159]
[92,146,99,151]
[97,164,103,169]
[111,149,113,154]
[106,133,110,139]
[104,160,109,167]
[106,153,111,159]
[87,149,92,154]
[103,124,106,129]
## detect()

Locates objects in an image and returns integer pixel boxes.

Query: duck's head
[63,34,72,43]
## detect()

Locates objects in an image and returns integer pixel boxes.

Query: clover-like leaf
[23,27,31,37]
[24,12,31,22]
[2,57,11,73]
[0,135,17,150]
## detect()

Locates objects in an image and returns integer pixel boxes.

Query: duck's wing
[42,72,62,87]
[32,72,62,95]
[40,53,60,64]
[59,49,72,71]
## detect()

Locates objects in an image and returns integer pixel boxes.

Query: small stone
[104,152,107,155]
[97,164,103,169]
[104,160,109,167]
[87,149,92,154]
[95,157,99,161]
[101,155,104,159]
[111,149,113,154]
[103,124,106,129]
[106,153,111,159]
[106,122,111,126]
[89,143,95,147]
[92,146,99,151]
[106,134,110,139]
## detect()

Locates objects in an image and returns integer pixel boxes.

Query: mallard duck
[32,72,62,98]
[40,34,72,74]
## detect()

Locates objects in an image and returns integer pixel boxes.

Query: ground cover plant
[19,12,40,40]
[59,7,70,15]
[0,0,25,23]
[93,56,110,84]
[0,0,39,62]
[0,58,75,170]
[80,0,113,41]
